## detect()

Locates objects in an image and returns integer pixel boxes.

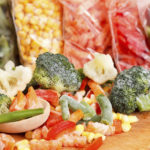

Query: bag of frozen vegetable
[0,0,19,68]
[137,0,150,47]
[109,0,150,72]
[11,0,63,68]
[60,0,111,69]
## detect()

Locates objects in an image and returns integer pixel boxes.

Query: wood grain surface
[12,112,150,150]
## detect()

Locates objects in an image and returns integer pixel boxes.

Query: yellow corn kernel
[31,40,39,49]
[82,132,90,137]
[25,131,33,140]
[34,8,42,15]
[88,133,95,143]
[25,3,34,13]
[14,4,24,13]
[18,31,26,39]
[15,140,30,150]
[15,19,22,29]
[116,113,123,120]
[19,0,29,5]
[76,125,84,133]
[113,112,117,120]
[53,30,62,38]
[16,12,24,20]
[128,116,138,123]
[55,105,61,112]
[122,122,131,132]
[94,133,106,141]
[121,115,129,123]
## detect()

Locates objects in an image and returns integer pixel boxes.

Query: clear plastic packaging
[11,0,63,68]
[108,0,150,72]
[60,0,111,69]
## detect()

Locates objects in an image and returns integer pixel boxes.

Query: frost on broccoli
[0,94,11,114]
[83,53,117,84]
[110,66,150,114]
[32,52,82,93]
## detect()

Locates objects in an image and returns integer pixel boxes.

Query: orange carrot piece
[26,87,41,109]
[69,110,84,123]
[87,80,106,97]
[9,91,27,112]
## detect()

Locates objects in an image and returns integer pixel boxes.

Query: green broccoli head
[110,66,150,114]
[0,94,11,114]
[32,52,82,93]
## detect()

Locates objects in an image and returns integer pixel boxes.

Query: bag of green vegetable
[0,0,19,68]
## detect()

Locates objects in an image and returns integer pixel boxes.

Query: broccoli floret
[110,66,150,114]
[0,93,11,114]
[32,52,82,93]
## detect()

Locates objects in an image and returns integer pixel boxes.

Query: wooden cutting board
[100,112,150,150]
[12,112,150,150]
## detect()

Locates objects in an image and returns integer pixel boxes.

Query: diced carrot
[113,119,123,134]
[69,110,84,123]
[9,91,27,112]
[80,78,88,90]
[87,80,106,97]
[26,87,41,109]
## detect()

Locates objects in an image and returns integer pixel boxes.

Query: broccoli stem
[136,93,150,112]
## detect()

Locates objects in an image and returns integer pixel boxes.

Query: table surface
[12,112,150,150]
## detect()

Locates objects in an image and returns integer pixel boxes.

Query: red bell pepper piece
[96,103,101,115]
[85,137,103,150]
[47,121,76,140]
[80,78,88,90]
[113,119,122,134]
[46,110,63,127]
[35,89,59,107]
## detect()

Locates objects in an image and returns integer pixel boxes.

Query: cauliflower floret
[83,53,117,84]
[0,61,32,97]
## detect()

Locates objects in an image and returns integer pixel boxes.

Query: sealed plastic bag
[12,0,63,67]
[109,0,150,72]
[137,0,150,46]
[60,0,111,69]
[0,0,19,68]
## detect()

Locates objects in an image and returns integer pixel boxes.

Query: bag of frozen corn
[12,0,63,67]
[60,0,111,69]
[0,0,19,68]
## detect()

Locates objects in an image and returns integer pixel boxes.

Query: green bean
[0,108,44,123]
[96,95,113,125]
[60,99,70,120]
[59,95,96,120]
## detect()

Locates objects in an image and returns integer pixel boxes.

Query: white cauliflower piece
[0,61,32,97]
[83,53,117,84]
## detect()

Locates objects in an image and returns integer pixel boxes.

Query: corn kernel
[15,140,30,150]
[128,116,138,123]
[25,4,34,13]
[113,112,117,120]
[122,122,131,132]
[121,115,129,123]
[55,105,61,112]
[76,125,84,133]
[16,12,24,20]
[82,132,89,137]
[88,133,95,143]
[18,31,26,39]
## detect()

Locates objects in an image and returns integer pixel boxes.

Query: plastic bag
[0,0,19,68]
[137,0,150,46]
[109,0,150,72]
[60,0,111,69]
[11,0,63,68]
